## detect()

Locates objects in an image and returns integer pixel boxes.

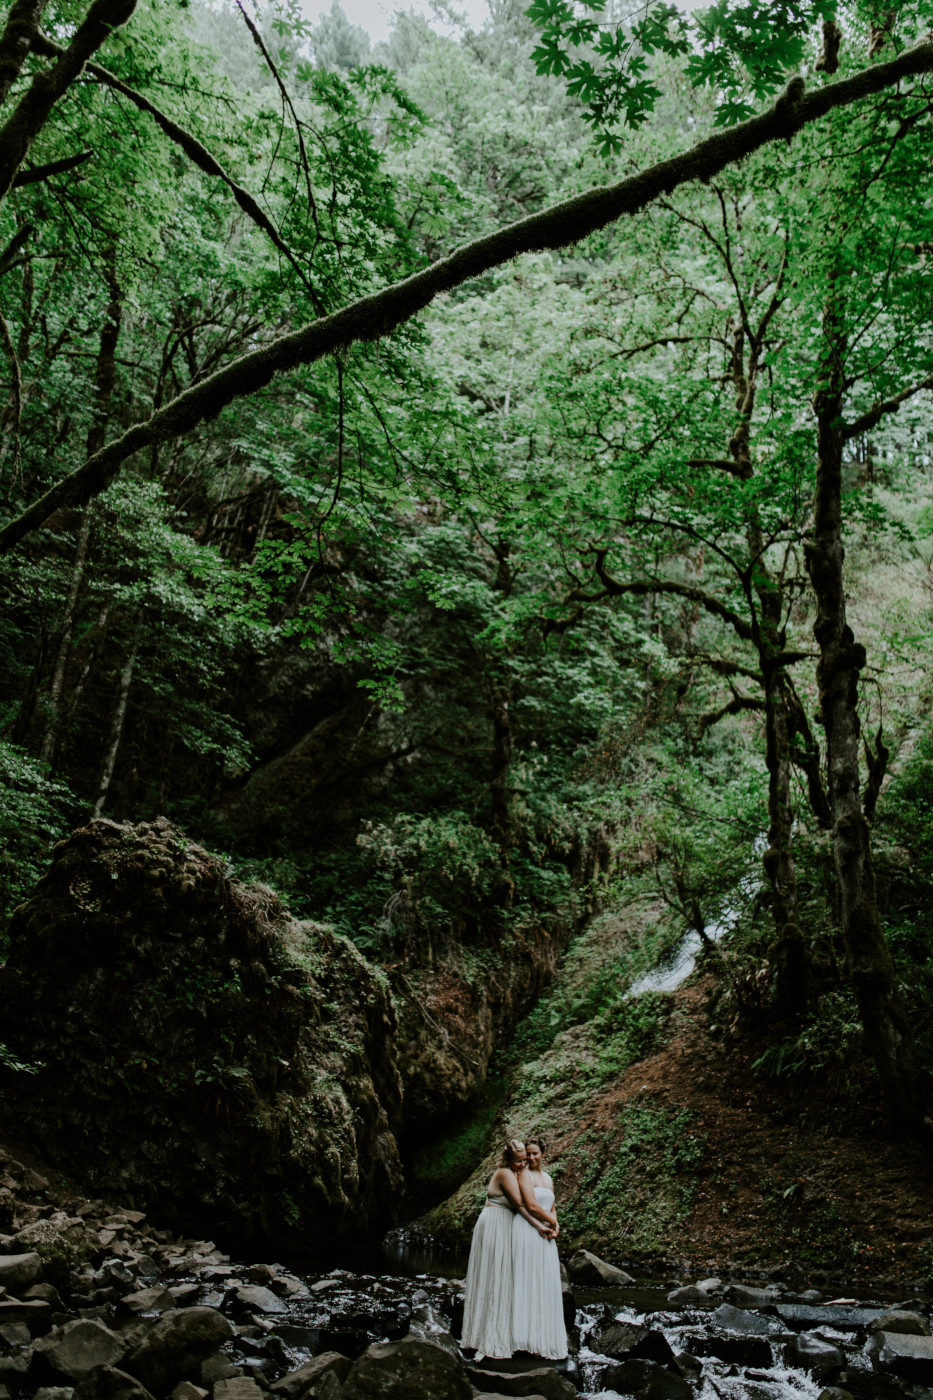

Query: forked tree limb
[0,0,136,203]
[29,32,318,300]
[3,38,933,554]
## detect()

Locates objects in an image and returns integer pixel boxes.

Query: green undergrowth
[405,1073,509,1210]
[558,1099,707,1257]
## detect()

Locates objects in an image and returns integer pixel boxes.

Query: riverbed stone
[270,1352,353,1400]
[171,1384,208,1400]
[865,1330,933,1383]
[566,1251,633,1287]
[691,1333,773,1368]
[118,1286,176,1316]
[722,1284,778,1308]
[225,1285,287,1317]
[589,1321,677,1371]
[784,1332,845,1381]
[710,1304,785,1336]
[0,1252,42,1291]
[343,1337,472,1400]
[665,1286,712,1306]
[598,1358,692,1400]
[212,1380,264,1400]
[777,1304,884,1332]
[125,1305,233,1395]
[868,1310,930,1336]
[468,1368,575,1400]
[0,1295,52,1332]
[74,1366,157,1399]
[33,1318,127,1381]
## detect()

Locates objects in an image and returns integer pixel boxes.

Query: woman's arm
[518,1171,557,1227]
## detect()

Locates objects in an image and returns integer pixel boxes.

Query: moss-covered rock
[0,818,403,1254]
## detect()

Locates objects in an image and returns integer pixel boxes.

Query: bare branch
[843,371,933,440]
[698,693,766,736]
[11,147,93,185]
[592,548,756,641]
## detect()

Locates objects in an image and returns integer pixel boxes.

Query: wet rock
[32,1390,75,1400]
[170,1384,208,1400]
[25,1282,64,1309]
[125,1305,232,1395]
[225,1285,287,1316]
[784,1332,845,1381]
[673,1352,701,1382]
[32,1318,127,1381]
[0,1319,30,1346]
[566,1251,633,1287]
[269,1352,353,1400]
[74,1366,157,1400]
[598,1358,692,1399]
[589,1322,677,1371]
[0,1252,43,1291]
[665,1286,712,1306]
[722,1284,778,1308]
[695,1278,721,1295]
[343,1337,472,1400]
[710,1303,785,1336]
[815,1389,852,1400]
[199,1353,241,1386]
[469,1368,576,1400]
[168,1286,200,1308]
[868,1309,930,1336]
[212,1381,264,1400]
[0,1296,53,1333]
[691,1333,772,1368]
[800,1290,824,1303]
[864,1330,933,1383]
[777,1304,884,1332]
[118,1287,176,1317]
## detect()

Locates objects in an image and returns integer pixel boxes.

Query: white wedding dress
[511,1184,567,1359]
[461,1193,514,1358]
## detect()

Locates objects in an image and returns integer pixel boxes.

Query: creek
[242,1233,928,1400]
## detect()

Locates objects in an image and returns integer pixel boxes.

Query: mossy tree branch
[3,38,933,554]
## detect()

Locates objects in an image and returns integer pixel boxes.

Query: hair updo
[524,1133,548,1158]
[497,1138,525,1169]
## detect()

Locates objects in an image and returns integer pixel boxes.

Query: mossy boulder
[0,818,403,1254]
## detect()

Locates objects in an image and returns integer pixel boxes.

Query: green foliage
[559,1100,706,1254]
[0,742,80,936]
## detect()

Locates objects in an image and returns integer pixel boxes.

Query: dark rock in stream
[342,1337,473,1400]
[689,1331,773,1367]
[566,1252,634,1287]
[598,1357,692,1399]
[784,1331,845,1381]
[865,1329,933,1383]
[709,1303,784,1335]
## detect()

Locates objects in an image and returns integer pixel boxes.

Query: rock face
[0,818,404,1252]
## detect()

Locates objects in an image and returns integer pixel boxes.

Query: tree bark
[0,0,47,107]
[0,0,136,205]
[805,294,933,1132]
[92,637,138,818]
[3,37,933,556]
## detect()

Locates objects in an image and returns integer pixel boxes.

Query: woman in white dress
[462,1139,556,1359]
[511,1134,567,1360]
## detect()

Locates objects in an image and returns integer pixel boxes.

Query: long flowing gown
[510,1184,567,1359]
[461,1193,514,1358]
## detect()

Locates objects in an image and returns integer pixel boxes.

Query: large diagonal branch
[29,32,321,306]
[0,0,136,203]
[4,40,933,554]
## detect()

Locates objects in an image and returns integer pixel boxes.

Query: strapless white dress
[461,1195,514,1358]
[510,1185,567,1359]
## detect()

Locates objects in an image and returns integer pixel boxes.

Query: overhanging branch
[4,38,933,554]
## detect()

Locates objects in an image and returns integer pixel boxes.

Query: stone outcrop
[0,818,403,1252]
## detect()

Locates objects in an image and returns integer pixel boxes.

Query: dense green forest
[2,0,933,1268]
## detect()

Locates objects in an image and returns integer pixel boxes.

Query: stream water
[244,1233,929,1400]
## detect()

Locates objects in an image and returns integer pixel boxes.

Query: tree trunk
[40,509,92,765]
[805,296,933,1132]
[92,638,138,818]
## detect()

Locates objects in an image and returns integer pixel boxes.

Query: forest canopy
[2,0,933,1138]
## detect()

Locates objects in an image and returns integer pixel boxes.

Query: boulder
[469,1369,576,1400]
[342,1337,472,1400]
[815,1390,852,1400]
[0,1296,53,1333]
[868,1310,930,1337]
[691,1334,773,1368]
[212,1382,264,1400]
[710,1304,785,1336]
[118,1287,176,1316]
[270,1353,353,1400]
[865,1330,933,1384]
[722,1284,778,1308]
[599,1358,692,1399]
[566,1251,633,1287]
[32,1390,75,1400]
[0,1252,42,1291]
[777,1304,883,1333]
[125,1305,232,1395]
[74,1367,157,1400]
[665,1286,712,1306]
[225,1285,287,1316]
[0,819,404,1255]
[171,1385,208,1400]
[33,1319,127,1381]
[588,1322,677,1371]
[784,1333,845,1381]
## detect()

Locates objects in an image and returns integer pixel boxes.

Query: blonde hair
[497,1138,525,1169]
